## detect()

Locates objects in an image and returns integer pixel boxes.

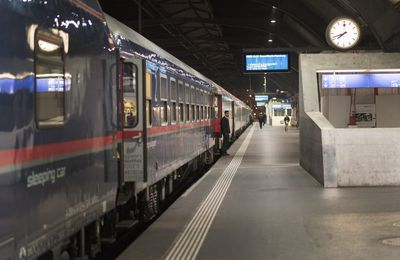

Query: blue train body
[0,1,119,259]
[0,1,251,259]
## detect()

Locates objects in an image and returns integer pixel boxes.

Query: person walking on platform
[221,110,230,156]
[258,113,263,129]
[262,113,266,126]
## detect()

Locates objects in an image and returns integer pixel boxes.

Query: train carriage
[0,1,119,259]
[0,2,251,259]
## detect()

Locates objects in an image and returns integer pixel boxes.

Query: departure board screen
[244,53,289,73]
[255,95,269,101]
[321,73,400,89]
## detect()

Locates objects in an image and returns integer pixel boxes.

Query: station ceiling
[99,0,400,103]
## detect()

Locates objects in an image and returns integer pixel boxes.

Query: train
[0,1,252,259]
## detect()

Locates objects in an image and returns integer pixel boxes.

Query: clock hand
[332,31,347,39]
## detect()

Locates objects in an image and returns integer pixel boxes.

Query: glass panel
[191,86,196,104]
[192,105,195,121]
[172,102,177,121]
[186,104,190,121]
[146,72,152,99]
[178,81,184,101]
[179,103,184,122]
[123,62,137,128]
[170,79,177,100]
[35,30,65,127]
[161,101,168,123]
[185,84,191,103]
[160,75,167,100]
[146,100,152,127]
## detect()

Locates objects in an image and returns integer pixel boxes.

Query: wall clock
[326,17,361,50]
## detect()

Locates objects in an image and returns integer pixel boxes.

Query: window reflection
[123,62,138,128]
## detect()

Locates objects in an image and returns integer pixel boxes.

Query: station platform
[118,124,400,260]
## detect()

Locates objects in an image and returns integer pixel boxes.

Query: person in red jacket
[221,110,230,156]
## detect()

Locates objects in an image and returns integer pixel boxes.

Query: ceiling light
[268,39,273,42]
[270,19,276,23]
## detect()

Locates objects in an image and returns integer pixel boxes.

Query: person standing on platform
[258,113,263,129]
[262,113,266,126]
[221,110,230,156]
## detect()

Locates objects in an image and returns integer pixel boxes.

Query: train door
[231,101,235,138]
[212,94,222,150]
[120,57,145,185]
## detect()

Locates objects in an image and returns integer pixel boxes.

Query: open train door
[119,57,145,188]
[212,94,222,152]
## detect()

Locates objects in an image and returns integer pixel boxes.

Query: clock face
[326,17,361,49]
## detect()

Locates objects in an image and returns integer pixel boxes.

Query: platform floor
[118,124,400,260]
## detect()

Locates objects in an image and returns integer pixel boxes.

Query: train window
[161,101,168,123]
[178,81,184,102]
[145,72,152,99]
[200,106,204,120]
[191,86,196,104]
[196,105,200,120]
[171,102,177,122]
[179,103,184,122]
[186,104,190,122]
[170,78,177,101]
[185,84,191,103]
[35,30,66,127]
[160,74,167,100]
[123,62,138,128]
[146,100,152,127]
[191,104,195,121]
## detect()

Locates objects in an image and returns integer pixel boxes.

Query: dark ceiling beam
[123,17,296,47]
[250,0,325,46]
[345,0,400,51]
[130,0,224,80]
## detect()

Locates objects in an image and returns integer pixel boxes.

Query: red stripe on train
[0,132,122,168]
[147,120,211,135]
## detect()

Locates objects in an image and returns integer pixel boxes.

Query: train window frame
[160,73,168,100]
[192,104,195,122]
[171,102,177,123]
[179,103,184,123]
[122,62,139,129]
[191,85,196,105]
[185,83,191,104]
[178,80,184,102]
[161,100,168,125]
[145,71,153,128]
[186,104,190,122]
[34,29,66,128]
[170,78,177,101]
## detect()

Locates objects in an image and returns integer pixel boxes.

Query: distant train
[0,1,251,259]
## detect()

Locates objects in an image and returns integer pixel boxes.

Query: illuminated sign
[244,53,290,73]
[36,78,65,92]
[321,73,400,89]
[255,95,269,101]
[256,101,267,106]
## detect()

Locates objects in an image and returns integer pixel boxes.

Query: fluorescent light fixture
[270,19,276,23]
[268,39,273,42]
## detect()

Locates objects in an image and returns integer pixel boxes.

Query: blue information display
[244,53,289,72]
[321,73,400,89]
[255,95,269,101]
[36,78,65,92]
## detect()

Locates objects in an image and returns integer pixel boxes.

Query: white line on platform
[164,126,255,260]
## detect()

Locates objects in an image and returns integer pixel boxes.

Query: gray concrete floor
[118,124,400,260]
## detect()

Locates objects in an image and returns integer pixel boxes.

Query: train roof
[105,14,250,110]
